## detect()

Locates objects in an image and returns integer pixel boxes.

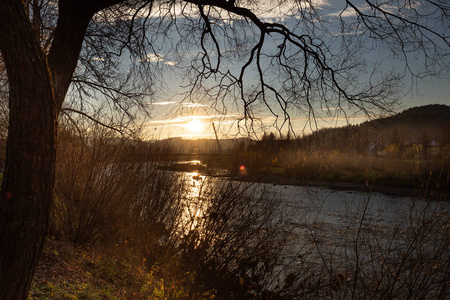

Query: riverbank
[200,146,450,200]
[157,158,448,199]
[229,173,447,199]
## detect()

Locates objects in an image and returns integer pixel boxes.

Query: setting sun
[185,118,203,133]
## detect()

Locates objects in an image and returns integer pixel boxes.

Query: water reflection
[180,171,208,234]
[174,167,449,286]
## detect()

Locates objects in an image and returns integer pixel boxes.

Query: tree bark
[0,1,119,298]
[47,0,101,111]
[0,1,57,299]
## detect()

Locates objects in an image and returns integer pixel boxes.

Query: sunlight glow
[179,171,207,235]
[185,119,203,134]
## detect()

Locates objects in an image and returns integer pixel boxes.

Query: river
[175,165,449,297]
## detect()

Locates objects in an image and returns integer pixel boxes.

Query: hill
[297,104,450,153]
[235,105,450,193]
[365,104,450,141]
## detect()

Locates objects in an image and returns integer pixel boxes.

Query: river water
[183,168,445,230]
[180,166,448,241]
[178,167,449,293]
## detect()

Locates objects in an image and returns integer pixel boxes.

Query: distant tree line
[251,106,450,158]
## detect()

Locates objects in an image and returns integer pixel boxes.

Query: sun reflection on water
[180,171,208,234]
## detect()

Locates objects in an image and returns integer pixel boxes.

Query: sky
[129,1,450,140]
[143,75,450,140]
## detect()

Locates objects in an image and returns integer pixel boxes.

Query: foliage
[213,106,450,192]
[25,119,449,299]
[49,121,299,298]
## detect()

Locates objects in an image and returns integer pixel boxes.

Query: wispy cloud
[181,103,207,108]
[95,0,330,26]
[326,2,398,19]
[141,53,177,66]
[147,114,239,126]
[164,61,177,66]
[152,101,177,106]
[327,9,360,18]
[92,56,106,61]
[146,1,328,24]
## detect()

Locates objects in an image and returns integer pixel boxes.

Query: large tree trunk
[0,2,57,299]
[0,0,122,297]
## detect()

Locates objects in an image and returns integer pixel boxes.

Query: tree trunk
[0,2,57,299]
[0,0,124,297]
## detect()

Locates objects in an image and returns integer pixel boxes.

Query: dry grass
[240,149,450,190]
[30,239,152,299]
[33,124,449,299]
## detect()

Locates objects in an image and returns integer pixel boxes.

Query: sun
[185,118,203,133]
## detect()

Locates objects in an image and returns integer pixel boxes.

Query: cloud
[181,103,207,108]
[94,0,331,27]
[325,2,376,19]
[141,53,163,62]
[327,9,359,18]
[92,56,106,61]
[147,114,240,126]
[152,101,177,106]
[164,61,178,66]
[154,1,329,24]
[244,0,330,20]
[326,2,398,19]
[141,53,178,66]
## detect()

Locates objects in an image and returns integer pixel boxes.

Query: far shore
[159,160,448,199]
[228,174,446,199]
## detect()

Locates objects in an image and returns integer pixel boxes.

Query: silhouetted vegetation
[191,105,450,194]
[32,120,298,299]
[27,113,449,299]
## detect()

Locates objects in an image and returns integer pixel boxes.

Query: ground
[30,239,152,300]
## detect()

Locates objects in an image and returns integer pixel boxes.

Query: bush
[50,122,449,299]
[52,123,301,298]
